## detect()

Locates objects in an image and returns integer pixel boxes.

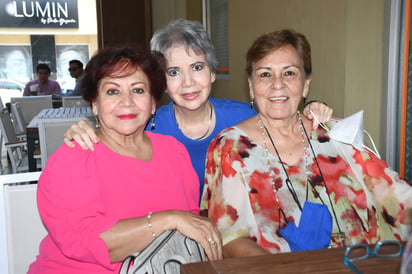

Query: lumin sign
[0,0,78,28]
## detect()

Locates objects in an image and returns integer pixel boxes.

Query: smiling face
[69,64,83,79]
[164,45,216,111]
[92,67,155,137]
[6,50,28,78]
[249,45,311,121]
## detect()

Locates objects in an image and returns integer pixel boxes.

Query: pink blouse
[29,132,199,273]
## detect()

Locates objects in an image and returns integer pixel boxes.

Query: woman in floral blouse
[200,29,412,258]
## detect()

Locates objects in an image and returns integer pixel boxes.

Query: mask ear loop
[310,110,381,159]
[363,130,381,159]
[309,110,331,132]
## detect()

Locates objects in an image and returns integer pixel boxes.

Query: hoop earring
[250,98,254,109]
[150,113,155,130]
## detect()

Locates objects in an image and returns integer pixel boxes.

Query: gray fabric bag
[119,230,205,274]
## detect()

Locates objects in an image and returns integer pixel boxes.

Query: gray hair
[150,19,218,73]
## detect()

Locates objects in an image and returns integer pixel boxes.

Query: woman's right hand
[169,211,223,261]
[63,120,99,151]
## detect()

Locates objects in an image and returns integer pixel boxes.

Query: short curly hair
[81,45,166,103]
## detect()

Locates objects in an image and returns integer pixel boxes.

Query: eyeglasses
[343,240,404,273]
[68,67,79,71]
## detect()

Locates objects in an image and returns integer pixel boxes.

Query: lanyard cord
[261,114,343,235]
[300,121,343,234]
[263,125,304,212]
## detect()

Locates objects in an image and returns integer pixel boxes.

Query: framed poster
[56,45,89,80]
[0,45,32,84]
[31,35,57,79]
[55,44,89,91]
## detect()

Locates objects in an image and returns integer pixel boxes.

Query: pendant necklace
[258,111,346,247]
[174,101,213,140]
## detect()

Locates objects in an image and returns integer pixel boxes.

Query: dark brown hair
[246,29,312,77]
[81,45,166,103]
[36,63,51,73]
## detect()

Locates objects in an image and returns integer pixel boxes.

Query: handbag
[119,230,205,274]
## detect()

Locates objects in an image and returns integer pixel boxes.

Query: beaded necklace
[258,111,346,247]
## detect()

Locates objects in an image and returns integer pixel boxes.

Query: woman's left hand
[303,101,333,130]
[171,211,223,261]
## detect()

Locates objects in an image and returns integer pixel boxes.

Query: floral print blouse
[200,124,412,254]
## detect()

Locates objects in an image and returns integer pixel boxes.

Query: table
[180,244,403,274]
[26,107,93,171]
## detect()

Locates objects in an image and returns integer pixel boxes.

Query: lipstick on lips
[117,113,137,120]
[182,91,200,101]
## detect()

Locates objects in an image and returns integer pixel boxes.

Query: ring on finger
[208,237,216,247]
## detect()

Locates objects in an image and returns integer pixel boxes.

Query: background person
[201,29,412,258]
[23,63,61,99]
[56,45,89,93]
[66,59,84,96]
[28,45,222,273]
[56,45,88,80]
[63,19,333,200]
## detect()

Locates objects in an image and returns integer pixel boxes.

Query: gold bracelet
[147,212,156,238]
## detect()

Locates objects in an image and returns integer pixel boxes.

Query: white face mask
[311,110,381,159]
[329,110,364,151]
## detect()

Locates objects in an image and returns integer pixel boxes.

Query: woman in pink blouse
[29,45,222,273]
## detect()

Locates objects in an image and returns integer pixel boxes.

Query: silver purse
[119,230,205,274]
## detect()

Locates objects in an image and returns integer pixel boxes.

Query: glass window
[203,0,229,80]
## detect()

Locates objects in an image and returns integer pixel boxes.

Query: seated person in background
[200,29,412,258]
[23,63,61,99]
[67,59,84,96]
[28,45,222,273]
[62,19,333,202]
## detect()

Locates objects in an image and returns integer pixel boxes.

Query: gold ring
[208,237,216,247]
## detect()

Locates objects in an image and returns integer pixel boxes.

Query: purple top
[23,79,61,96]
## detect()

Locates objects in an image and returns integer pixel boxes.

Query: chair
[10,95,53,123]
[0,96,4,110]
[0,110,40,173]
[62,96,90,108]
[10,102,27,135]
[0,171,46,274]
[0,96,4,158]
[38,117,95,169]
